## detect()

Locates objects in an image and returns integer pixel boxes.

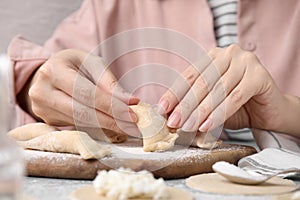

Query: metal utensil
[213,161,300,185]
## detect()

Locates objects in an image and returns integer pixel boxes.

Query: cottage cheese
[93,168,169,200]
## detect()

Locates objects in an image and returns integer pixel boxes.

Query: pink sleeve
[7,0,100,127]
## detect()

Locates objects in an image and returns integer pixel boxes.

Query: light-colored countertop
[23,176,299,200]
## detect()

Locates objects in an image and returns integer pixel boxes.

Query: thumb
[78,52,140,105]
[99,69,140,105]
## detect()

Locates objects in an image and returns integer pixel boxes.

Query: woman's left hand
[158,44,287,133]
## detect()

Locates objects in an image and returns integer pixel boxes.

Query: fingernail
[128,96,140,105]
[199,118,212,132]
[152,104,165,117]
[123,92,140,105]
[158,99,169,113]
[113,90,140,104]
[182,118,197,132]
[167,111,181,128]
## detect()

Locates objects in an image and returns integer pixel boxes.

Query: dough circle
[186,173,297,195]
[70,186,193,200]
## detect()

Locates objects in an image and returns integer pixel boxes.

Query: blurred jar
[0,55,24,200]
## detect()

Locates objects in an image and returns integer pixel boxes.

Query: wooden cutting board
[24,139,256,179]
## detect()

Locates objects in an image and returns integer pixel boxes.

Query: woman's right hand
[24,49,140,135]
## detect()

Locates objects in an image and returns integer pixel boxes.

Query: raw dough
[130,103,178,152]
[186,173,297,195]
[7,122,58,141]
[18,130,111,160]
[70,186,193,200]
[78,127,128,144]
[8,122,127,144]
[176,131,222,149]
[191,132,222,149]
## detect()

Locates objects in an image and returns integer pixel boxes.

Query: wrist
[277,94,300,138]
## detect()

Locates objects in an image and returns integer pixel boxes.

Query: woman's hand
[24,49,140,135]
[158,44,292,134]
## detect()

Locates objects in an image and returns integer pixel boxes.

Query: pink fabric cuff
[8,35,51,93]
[7,35,51,127]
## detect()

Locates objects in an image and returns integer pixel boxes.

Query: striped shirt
[207,0,238,47]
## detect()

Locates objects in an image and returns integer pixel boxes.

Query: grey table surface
[23,176,299,200]
[22,137,299,200]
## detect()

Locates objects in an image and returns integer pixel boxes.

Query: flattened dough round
[70,186,193,200]
[186,173,297,195]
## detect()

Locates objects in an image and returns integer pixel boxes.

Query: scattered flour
[24,149,80,163]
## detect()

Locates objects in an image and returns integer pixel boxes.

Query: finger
[30,83,82,126]
[169,49,232,129]
[50,67,137,123]
[32,83,134,134]
[68,92,135,133]
[158,53,213,114]
[29,71,74,125]
[158,66,200,115]
[191,130,222,149]
[181,53,246,131]
[77,77,138,123]
[32,104,74,127]
[31,86,99,127]
[78,53,140,105]
[198,66,260,132]
[114,119,141,138]
[98,68,140,104]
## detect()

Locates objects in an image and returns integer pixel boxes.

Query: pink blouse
[8,0,300,149]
